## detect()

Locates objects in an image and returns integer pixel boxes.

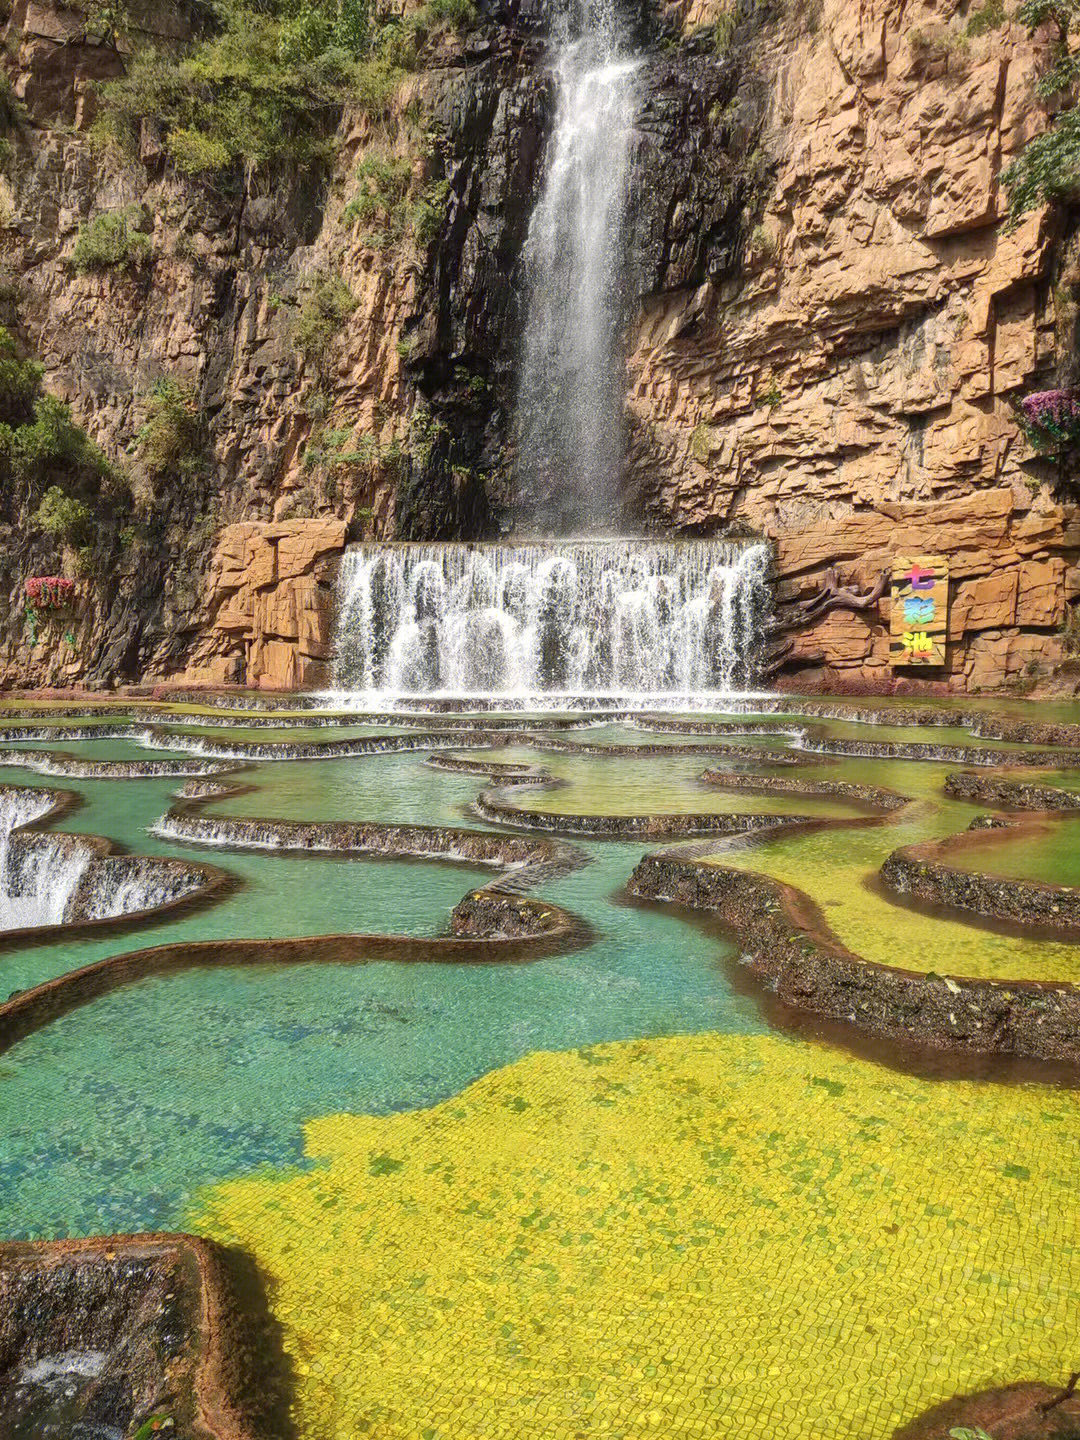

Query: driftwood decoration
[764,567,888,677]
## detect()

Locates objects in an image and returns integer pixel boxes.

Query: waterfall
[0,788,95,932]
[514,0,639,532]
[332,539,770,701]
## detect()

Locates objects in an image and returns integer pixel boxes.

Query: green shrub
[11,392,111,482]
[1002,0,1080,220]
[713,11,736,52]
[689,422,714,463]
[294,271,356,364]
[423,0,477,28]
[344,149,413,232]
[94,5,361,176]
[93,0,478,176]
[964,0,1005,36]
[344,150,448,249]
[0,327,114,520]
[134,376,204,475]
[408,178,449,244]
[71,207,152,273]
[33,485,93,544]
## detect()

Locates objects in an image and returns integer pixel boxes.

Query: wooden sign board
[890,556,948,666]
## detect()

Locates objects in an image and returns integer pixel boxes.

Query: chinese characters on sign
[889,556,948,666]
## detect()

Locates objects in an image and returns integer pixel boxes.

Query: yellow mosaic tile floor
[194,1032,1080,1440]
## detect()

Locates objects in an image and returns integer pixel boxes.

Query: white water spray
[514,0,639,532]
[0,789,92,932]
[333,539,770,700]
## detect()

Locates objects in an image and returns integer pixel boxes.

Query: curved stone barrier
[642,700,1080,751]
[944,771,1080,811]
[1,829,229,948]
[474,787,816,840]
[140,726,510,762]
[526,733,810,765]
[627,852,1080,1064]
[0,898,589,1054]
[0,723,135,743]
[700,768,910,812]
[0,783,229,947]
[799,736,1080,767]
[152,807,586,891]
[424,753,554,784]
[880,825,1080,933]
[0,749,241,781]
[0,1232,289,1440]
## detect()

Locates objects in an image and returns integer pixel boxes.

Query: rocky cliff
[0,0,1076,692]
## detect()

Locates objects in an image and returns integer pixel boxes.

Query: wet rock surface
[628,852,1080,1064]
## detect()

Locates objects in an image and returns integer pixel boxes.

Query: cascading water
[514,0,639,533]
[332,540,770,701]
[0,788,92,932]
[326,0,775,704]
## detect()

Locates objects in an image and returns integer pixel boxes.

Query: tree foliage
[1002,0,1080,218]
[94,0,475,178]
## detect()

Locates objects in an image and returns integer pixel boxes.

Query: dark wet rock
[0,1235,297,1440]
[894,1377,1080,1440]
[628,852,1080,1064]
[946,771,1080,811]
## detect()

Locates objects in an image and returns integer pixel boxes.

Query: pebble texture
[194,1032,1080,1440]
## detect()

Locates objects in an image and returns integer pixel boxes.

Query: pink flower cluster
[1020,389,1080,427]
[25,576,74,610]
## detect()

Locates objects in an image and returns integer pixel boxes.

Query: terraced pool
[2,696,1079,1440]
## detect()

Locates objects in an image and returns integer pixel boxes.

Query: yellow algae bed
[195,1032,1080,1440]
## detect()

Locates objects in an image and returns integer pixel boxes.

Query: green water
[3,705,1080,1246]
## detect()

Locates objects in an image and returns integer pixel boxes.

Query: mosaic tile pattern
[194,1032,1080,1440]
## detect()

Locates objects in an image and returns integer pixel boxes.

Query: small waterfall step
[332,539,771,701]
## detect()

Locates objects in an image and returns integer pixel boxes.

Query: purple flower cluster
[1020,389,1080,427]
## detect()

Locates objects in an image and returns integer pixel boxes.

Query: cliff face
[626,0,1080,691]
[0,0,1076,692]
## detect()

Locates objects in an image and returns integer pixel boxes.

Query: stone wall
[179,519,347,689]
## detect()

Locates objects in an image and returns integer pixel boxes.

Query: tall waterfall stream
[514,0,639,533]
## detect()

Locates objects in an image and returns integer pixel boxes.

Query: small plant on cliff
[133,377,205,477]
[689,422,715,463]
[71,206,152,273]
[293,271,356,369]
[344,149,414,235]
[344,149,450,249]
[755,374,782,409]
[1017,387,1080,452]
[713,11,736,53]
[964,0,1005,36]
[32,485,93,544]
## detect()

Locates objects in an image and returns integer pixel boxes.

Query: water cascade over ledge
[0,789,91,932]
[332,539,771,702]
